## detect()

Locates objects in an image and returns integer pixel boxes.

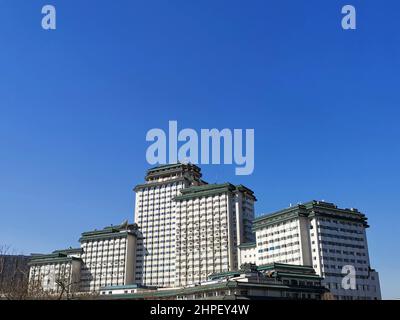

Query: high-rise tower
[133,163,205,287]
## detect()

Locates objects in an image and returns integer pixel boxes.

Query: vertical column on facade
[226,193,234,270]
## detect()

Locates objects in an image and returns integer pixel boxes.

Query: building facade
[25,165,383,300]
[174,183,256,287]
[133,163,205,287]
[79,223,138,292]
[28,223,138,294]
[28,250,82,294]
[240,201,381,300]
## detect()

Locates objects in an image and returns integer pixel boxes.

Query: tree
[0,245,30,300]
[1,244,99,300]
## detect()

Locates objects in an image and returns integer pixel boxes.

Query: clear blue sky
[0,0,399,298]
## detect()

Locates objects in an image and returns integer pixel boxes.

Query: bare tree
[53,279,99,300]
[54,272,79,300]
[0,245,58,300]
[0,245,30,300]
[1,244,100,300]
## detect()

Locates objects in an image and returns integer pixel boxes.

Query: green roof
[28,252,82,265]
[101,278,327,300]
[102,282,237,299]
[101,284,140,290]
[174,183,233,200]
[147,163,187,173]
[208,263,322,281]
[52,248,82,255]
[79,223,138,242]
[79,231,134,242]
[258,263,314,271]
[254,200,368,229]
[208,270,242,279]
[134,177,187,191]
[174,183,256,201]
[145,163,202,181]
[237,242,256,248]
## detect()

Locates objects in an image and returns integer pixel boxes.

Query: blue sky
[0,1,399,298]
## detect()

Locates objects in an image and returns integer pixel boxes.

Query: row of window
[320,248,367,256]
[259,248,301,260]
[319,240,365,249]
[323,264,369,272]
[318,232,364,242]
[317,217,363,228]
[321,255,367,264]
[318,224,363,234]
[258,241,300,253]
[257,226,298,239]
[82,239,126,246]
[257,233,300,246]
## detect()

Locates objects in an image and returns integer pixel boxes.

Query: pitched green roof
[52,248,83,255]
[174,183,256,201]
[147,163,187,173]
[28,252,82,265]
[145,163,202,180]
[79,223,138,242]
[101,282,237,299]
[237,242,256,248]
[254,200,368,229]
[208,263,322,281]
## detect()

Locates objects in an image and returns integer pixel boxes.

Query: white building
[174,183,256,287]
[133,163,205,287]
[28,249,83,294]
[79,223,138,292]
[28,165,383,300]
[29,223,139,294]
[240,201,381,300]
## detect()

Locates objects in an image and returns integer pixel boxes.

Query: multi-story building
[174,183,256,287]
[25,164,383,301]
[133,163,205,287]
[240,200,381,300]
[28,222,138,294]
[79,223,138,292]
[28,249,82,294]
